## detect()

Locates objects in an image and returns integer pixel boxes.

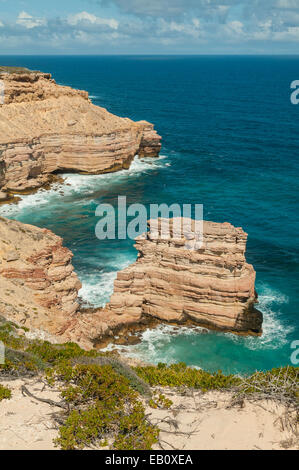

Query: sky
[0,0,299,54]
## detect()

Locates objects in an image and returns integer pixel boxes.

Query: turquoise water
[0,55,298,374]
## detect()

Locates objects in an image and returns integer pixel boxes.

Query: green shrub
[0,384,11,401]
[26,341,97,365]
[73,356,151,397]
[135,362,240,391]
[49,363,159,450]
[149,393,173,409]
[0,322,25,350]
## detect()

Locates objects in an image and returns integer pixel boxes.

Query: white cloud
[274,25,299,40]
[227,20,244,35]
[67,11,118,30]
[157,17,201,39]
[0,1,298,53]
[16,11,46,29]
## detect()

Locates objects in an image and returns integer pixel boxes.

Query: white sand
[0,378,60,450]
[0,379,297,450]
[150,388,298,450]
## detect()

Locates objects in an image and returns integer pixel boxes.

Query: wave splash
[104,284,293,367]
[0,155,168,219]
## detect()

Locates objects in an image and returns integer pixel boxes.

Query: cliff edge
[0,217,262,349]
[0,216,81,339]
[0,68,161,193]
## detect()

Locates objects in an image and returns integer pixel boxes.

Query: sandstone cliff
[0,216,146,347]
[0,216,262,349]
[0,68,161,192]
[0,216,81,339]
[107,218,263,335]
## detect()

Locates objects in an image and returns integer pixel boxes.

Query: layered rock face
[0,69,161,192]
[0,216,81,337]
[0,216,262,349]
[0,216,141,347]
[107,219,263,335]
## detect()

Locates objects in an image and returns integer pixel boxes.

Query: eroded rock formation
[0,68,161,193]
[0,216,147,347]
[0,216,262,349]
[107,219,263,335]
[0,216,81,338]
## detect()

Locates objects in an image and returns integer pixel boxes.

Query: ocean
[0,55,298,374]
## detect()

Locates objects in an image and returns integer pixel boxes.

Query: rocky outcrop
[107,219,263,335]
[0,69,161,193]
[0,216,81,337]
[0,216,263,349]
[0,69,89,105]
[0,216,144,348]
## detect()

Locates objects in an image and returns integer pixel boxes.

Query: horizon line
[0,53,299,57]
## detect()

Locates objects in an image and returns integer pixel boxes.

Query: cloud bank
[0,1,299,53]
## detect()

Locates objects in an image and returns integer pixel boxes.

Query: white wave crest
[103,285,293,364]
[0,155,168,218]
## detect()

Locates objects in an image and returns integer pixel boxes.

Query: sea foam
[0,155,168,219]
[103,284,293,367]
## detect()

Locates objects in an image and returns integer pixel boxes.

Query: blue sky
[1,0,299,54]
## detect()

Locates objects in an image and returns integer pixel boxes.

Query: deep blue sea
[0,55,298,375]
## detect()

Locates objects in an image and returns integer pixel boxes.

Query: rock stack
[107,218,263,335]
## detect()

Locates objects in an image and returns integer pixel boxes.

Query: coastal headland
[0,66,297,453]
[0,66,263,349]
[0,67,161,196]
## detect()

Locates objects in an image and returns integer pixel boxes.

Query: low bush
[134,362,240,391]
[47,363,159,450]
[26,341,98,365]
[0,384,11,401]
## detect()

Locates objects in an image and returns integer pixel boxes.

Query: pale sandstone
[0,216,262,349]
[106,218,263,334]
[0,216,81,336]
[0,69,161,191]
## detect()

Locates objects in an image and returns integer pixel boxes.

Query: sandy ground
[0,378,297,450]
[150,387,298,451]
[0,378,61,450]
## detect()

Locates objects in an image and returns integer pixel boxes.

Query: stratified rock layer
[0,216,262,349]
[0,216,143,347]
[107,219,263,334]
[0,217,81,337]
[0,69,161,192]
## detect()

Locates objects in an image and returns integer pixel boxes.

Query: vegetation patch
[149,393,173,410]
[134,362,241,391]
[0,66,32,74]
[46,363,159,450]
[0,384,11,401]
[0,318,298,450]
[230,366,299,408]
